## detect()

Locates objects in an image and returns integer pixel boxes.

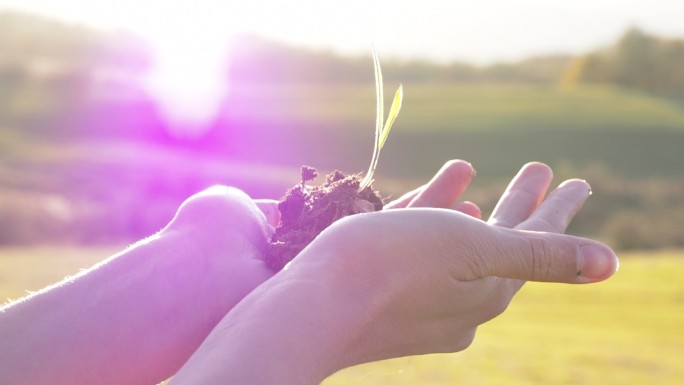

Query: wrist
[242,260,383,381]
[158,187,275,318]
[0,228,269,385]
[153,228,274,347]
[170,264,368,384]
[119,229,273,380]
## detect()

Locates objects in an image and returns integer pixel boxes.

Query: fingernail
[578,245,619,280]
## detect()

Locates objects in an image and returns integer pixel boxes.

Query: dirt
[264,166,384,271]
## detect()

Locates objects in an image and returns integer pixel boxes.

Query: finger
[516,179,592,233]
[480,229,619,284]
[384,185,422,209]
[254,199,280,227]
[453,201,482,219]
[385,160,475,210]
[407,160,475,208]
[507,179,593,292]
[343,208,618,284]
[488,162,553,228]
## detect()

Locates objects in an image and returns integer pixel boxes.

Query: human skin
[0,186,277,385]
[0,159,486,385]
[169,162,618,384]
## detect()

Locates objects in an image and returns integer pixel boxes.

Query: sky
[1,0,684,64]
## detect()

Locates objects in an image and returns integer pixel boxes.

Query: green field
[1,247,682,384]
[7,83,684,180]
[248,83,684,133]
[220,83,684,180]
[5,83,684,190]
[3,83,683,248]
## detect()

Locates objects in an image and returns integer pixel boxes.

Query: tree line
[564,27,684,96]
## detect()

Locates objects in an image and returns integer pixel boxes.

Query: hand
[153,161,477,322]
[0,160,476,385]
[160,186,277,306]
[161,160,476,297]
[169,161,618,384]
[282,162,617,371]
[0,187,278,385]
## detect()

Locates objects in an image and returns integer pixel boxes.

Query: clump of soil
[265,166,384,271]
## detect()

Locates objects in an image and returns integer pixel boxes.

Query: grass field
[5,83,684,185]
[212,83,684,179]
[5,83,684,193]
[239,83,684,133]
[2,83,684,251]
[1,247,683,384]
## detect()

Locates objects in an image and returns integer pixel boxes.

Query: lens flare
[99,0,242,139]
[144,35,232,139]
[138,12,237,138]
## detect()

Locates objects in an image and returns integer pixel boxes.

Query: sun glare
[128,5,238,138]
[2,0,245,136]
[143,31,233,138]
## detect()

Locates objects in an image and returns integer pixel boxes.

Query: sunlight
[2,0,244,136]
[131,4,238,138]
[142,29,233,138]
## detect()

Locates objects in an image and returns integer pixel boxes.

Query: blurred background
[0,1,682,384]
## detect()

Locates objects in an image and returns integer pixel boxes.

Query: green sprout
[358,50,403,191]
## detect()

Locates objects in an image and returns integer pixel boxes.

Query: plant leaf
[373,47,384,146]
[359,50,401,191]
[379,84,403,149]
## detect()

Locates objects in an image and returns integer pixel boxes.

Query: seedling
[359,51,403,191]
[264,52,403,271]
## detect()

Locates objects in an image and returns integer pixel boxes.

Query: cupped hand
[289,161,618,371]
[160,186,278,314]
[168,161,618,385]
[158,161,476,315]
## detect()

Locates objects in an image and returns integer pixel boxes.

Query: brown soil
[264,166,384,271]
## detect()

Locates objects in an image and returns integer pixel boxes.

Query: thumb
[479,228,619,284]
